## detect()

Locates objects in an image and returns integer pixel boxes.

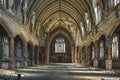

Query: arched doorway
[46,27,74,63]
[0,25,9,69]
[49,35,71,63]
[98,35,106,68]
[112,25,120,69]
[14,36,23,68]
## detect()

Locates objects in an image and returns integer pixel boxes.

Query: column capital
[9,35,15,38]
[23,41,28,44]
[106,36,112,48]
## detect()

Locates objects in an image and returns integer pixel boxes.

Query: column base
[36,61,39,65]
[72,60,75,63]
[23,61,28,67]
[93,60,98,67]
[81,60,85,65]
[9,57,14,69]
[32,60,34,66]
[106,60,112,70]
[85,61,90,66]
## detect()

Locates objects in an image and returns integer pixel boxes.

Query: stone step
[0,69,15,75]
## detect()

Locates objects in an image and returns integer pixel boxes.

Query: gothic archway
[49,34,71,63]
[14,36,23,68]
[112,25,120,69]
[46,27,75,63]
[0,25,9,69]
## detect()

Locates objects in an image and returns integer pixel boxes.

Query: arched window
[109,0,120,8]
[14,36,23,60]
[55,37,65,53]
[92,0,101,25]
[112,36,119,60]
[80,22,85,38]
[95,6,101,24]
[0,26,9,60]
[76,28,81,46]
[114,0,120,6]
[3,37,9,59]
[30,12,35,32]
[99,41,104,59]
[85,12,91,32]
[0,0,6,8]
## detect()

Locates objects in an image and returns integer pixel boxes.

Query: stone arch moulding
[16,32,28,43]
[107,19,120,36]
[95,31,106,42]
[0,19,15,37]
[46,27,75,63]
[47,28,75,48]
[28,39,35,46]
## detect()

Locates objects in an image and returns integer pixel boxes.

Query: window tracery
[99,41,104,59]
[55,37,65,53]
[112,36,119,60]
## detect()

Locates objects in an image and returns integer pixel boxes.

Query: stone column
[79,47,82,63]
[23,42,28,67]
[31,46,35,66]
[71,46,75,63]
[45,46,49,64]
[87,46,90,66]
[9,37,14,69]
[82,48,85,65]
[106,36,112,69]
[74,47,78,63]
[45,47,47,64]
[40,46,44,63]
[93,41,98,67]
[36,47,39,65]
[77,46,81,63]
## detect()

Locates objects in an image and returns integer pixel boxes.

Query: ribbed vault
[27,0,95,46]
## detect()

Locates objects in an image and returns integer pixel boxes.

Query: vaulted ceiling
[27,0,95,46]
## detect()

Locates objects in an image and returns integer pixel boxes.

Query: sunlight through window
[55,37,65,53]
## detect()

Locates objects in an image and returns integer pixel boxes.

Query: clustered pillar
[9,37,14,69]
[74,47,78,63]
[106,36,112,69]
[31,46,35,66]
[71,46,75,63]
[93,41,98,67]
[36,48,40,65]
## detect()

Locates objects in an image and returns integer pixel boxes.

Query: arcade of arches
[0,0,120,70]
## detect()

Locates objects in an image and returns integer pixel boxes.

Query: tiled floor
[0,63,120,80]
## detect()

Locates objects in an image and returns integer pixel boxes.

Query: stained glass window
[55,37,65,53]
[114,0,120,6]
[0,0,6,8]
[99,41,104,59]
[112,36,119,59]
